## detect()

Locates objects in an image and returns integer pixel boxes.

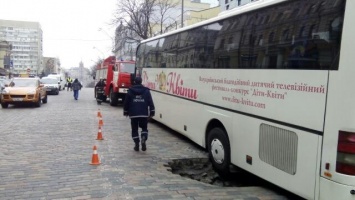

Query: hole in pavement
[165,158,306,199]
[165,158,263,187]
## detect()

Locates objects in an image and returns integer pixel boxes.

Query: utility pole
[181,0,184,28]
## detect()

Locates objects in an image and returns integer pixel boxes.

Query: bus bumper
[320,177,355,200]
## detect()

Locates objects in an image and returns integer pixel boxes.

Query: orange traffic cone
[96,126,104,140]
[99,117,104,126]
[90,145,101,165]
[97,109,102,118]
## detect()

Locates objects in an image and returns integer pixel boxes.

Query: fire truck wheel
[100,95,107,102]
[109,88,118,106]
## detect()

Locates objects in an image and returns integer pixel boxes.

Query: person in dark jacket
[123,76,155,151]
[95,77,106,87]
[71,78,82,100]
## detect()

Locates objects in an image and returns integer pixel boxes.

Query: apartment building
[0,19,43,77]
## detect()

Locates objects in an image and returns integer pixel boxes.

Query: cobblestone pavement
[0,88,291,200]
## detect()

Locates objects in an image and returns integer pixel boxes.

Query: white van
[47,74,65,91]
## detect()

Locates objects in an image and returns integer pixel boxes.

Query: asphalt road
[0,87,294,200]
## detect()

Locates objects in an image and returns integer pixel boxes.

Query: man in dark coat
[95,77,106,87]
[71,78,82,100]
[123,76,155,151]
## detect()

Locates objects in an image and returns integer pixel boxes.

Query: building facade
[114,23,138,62]
[164,0,211,30]
[0,20,43,77]
[0,40,12,76]
[65,61,91,86]
[43,57,61,76]
[220,0,258,11]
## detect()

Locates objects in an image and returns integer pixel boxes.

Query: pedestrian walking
[71,78,82,100]
[123,76,155,151]
[66,76,73,91]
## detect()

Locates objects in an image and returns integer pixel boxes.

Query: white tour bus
[135,0,354,199]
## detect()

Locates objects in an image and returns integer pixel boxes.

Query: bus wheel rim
[211,138,225,164]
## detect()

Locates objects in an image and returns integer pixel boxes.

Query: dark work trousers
[73,90,79,100]
[130,117,148,143]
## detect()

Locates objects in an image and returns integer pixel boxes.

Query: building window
[282,29,289,41]
[299,26,306,38]
[268,32,275,43]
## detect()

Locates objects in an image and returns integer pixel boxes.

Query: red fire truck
[95,56,135,106]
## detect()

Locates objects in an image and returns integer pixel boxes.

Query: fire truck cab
[95,56,135,106]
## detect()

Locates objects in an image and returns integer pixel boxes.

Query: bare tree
[90,58,103,79]
[113,0,156,40]
[113,0,179,40]
[152,0,179,34]
[112,0,179,61]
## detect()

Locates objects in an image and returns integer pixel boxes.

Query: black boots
[134,142,139,151]
[141,136,146,151]
[134,137,147,151]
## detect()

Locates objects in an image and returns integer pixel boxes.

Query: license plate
[118,88,128,93]
[12,98,23,101]
[46,89,52,91]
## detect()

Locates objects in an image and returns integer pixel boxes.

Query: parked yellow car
[0,77,48,108]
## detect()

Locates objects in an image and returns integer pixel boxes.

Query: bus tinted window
[140,0,344,70]
[159,34,178,68]
[136,43,146,69]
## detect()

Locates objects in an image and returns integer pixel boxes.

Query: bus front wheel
[207,127,231,177]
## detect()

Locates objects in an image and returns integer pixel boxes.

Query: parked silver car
[0,77,10,99]
[40,77,60,95]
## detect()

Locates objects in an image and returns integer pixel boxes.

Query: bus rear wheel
[207,127,231,178]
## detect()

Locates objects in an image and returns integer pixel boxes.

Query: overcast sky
[0,0,218,70]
